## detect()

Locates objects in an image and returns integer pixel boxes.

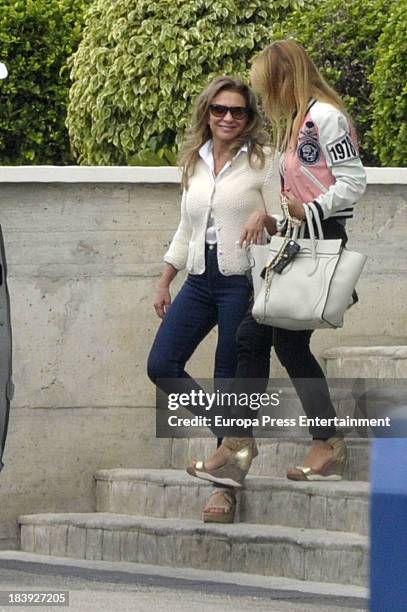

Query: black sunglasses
[209,104,249,120]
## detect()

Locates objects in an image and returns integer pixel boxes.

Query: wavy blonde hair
[250,40,350,152]
[179,76,269,190]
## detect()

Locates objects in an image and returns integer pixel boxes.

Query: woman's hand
[283,190,306,221]
[154,264,177,318]
[239,211,277,247]
[154,283,171,318]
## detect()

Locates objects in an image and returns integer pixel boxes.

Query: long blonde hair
[250,40,350,152]
[179,76,269,190]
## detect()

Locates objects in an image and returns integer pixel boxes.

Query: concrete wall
[0,169,406,548]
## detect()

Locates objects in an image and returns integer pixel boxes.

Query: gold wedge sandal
[186,437,258,488]
[202,489,236,524]
[287,436,347,481]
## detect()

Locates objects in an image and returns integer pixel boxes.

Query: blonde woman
[147,76,278,522]
[188,41,366,491]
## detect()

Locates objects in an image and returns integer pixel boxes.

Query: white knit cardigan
[164,149,279,275]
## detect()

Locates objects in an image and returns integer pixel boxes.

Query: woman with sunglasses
[188,41,366,496]
[147,76,278,523]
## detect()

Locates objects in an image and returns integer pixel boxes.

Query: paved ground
[0,575,367,612]
[0,554,368,612]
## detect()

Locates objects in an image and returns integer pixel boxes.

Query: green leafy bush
[67,0,304,165]
[370,2,407,166]
[0,0,91,165]
[274,0,395,165]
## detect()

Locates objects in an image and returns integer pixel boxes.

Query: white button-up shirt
[199,140,249,244]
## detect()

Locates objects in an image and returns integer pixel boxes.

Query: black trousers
[234,218,348,440]
[234,315,337,439]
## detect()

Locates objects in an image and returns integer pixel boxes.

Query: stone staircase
[324,345,407,378]
[17,346,404,596]
[19,458,369,588]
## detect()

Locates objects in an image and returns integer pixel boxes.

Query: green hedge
[67,0,304,165]
[0,0,91,165]
[274,0,395,165]
[370,2,407,166]
[1,0,404,166]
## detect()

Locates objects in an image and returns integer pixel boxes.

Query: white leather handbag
[250,202,367,330]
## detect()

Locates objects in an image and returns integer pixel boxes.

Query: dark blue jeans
[147,244,251,394]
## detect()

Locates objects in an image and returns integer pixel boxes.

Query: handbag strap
[302,204,317,260]
[280,196,324,241]
[280,198,324,260]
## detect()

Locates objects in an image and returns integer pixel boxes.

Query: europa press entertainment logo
[0,62,8,80]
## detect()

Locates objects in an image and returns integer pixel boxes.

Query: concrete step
[0,551,369,607]
[324,345,407,378]
[19,513,368,587]
[95,468,370,536]
[171,438,370,481]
